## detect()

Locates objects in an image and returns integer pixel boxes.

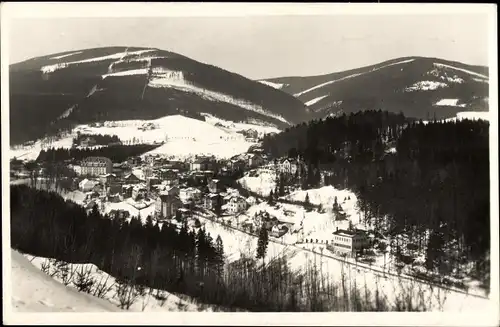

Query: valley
[8,47,492,314]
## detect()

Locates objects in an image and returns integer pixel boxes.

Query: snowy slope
[9,135,75,161]
[201,113,282,136]
[125,115,259,159]
[9,113,269,161]
[10,249,121,312]
[17,251,214,312]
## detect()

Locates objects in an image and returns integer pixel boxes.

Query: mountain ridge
[259,56,489,120]
[9,46,308,145]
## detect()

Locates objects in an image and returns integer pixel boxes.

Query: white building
[179,187,202,203]
[277,158,301,175]
[330,228,368,258]
[225,196,247,214]
[246,196,257,207]
[80,157,112,176]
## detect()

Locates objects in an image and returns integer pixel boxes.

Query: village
[11,134,381,266]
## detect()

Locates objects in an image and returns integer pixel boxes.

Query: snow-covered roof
[333,229,365,237]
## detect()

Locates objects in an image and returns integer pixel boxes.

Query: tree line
[73,133,122,146]
[36,143,161,163]
[262,110,490,288]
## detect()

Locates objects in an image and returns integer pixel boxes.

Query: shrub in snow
[73,266,95,293]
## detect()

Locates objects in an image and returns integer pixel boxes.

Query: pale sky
[7,14,491,80]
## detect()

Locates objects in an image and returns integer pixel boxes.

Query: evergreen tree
[145,215,154,229]
[304,192,311,210]
[268,190,274,204]
[256,224,269,265]
[278,173,285,196]
[214,195,222,217]
[215,235,225,279]
[426,226,445,272]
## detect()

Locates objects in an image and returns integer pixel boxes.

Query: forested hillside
[262,111,490,286]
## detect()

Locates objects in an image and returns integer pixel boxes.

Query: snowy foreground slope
[10,249,215,313]
[10,250,120,312]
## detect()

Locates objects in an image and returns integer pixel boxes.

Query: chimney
[336,226,339,232]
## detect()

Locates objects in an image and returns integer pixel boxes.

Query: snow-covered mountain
[259,57,489,120]
[9,46,307,146]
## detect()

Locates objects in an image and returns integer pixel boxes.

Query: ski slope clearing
[50,51,83,60]
[10,249,121,312]
[433,63,488,80]
[257,80,288,89]
[41,49,156,73]
[295,59,415,97]
[305,95,328,106]
[148,69,289,124]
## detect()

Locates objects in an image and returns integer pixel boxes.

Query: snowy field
[14,250,213,312]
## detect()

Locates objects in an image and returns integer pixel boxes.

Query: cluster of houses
[70,151,271,222]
